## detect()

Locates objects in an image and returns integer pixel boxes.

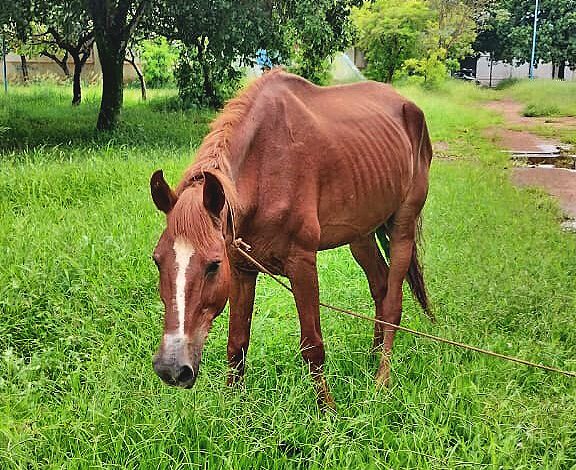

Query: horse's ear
[150,170,177,214]
[203,171,226,217]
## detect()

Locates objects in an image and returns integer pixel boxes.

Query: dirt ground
[484,99,576,128]
[512,167,576,218]
[484,99,576,221]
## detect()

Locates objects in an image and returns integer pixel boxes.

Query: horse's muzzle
[152,337,202,388]
[153,355,198,388]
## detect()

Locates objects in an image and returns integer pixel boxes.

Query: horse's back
[264,76,428,247]
[243,72,431,250]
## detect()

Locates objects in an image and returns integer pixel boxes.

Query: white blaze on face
[173,238,196,337]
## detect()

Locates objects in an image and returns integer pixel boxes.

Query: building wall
[2,45,140,83]
[476,53,575,86]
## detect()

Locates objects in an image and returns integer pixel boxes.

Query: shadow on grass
[0,85,215,155]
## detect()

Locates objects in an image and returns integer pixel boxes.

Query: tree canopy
[475,0,576,78]
[352,0,478,84]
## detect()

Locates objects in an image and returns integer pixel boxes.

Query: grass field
[499,79,576,117]
[1,81,576,469]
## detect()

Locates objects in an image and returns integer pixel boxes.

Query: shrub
[174,45,241,109]
[402,51,449,89]
[140,38,178,88]
[523,103,561,117]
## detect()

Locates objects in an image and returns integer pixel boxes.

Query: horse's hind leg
[375,205,421,387]
[349,234,389,350]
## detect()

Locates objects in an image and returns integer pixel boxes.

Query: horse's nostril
[177,365,194,384]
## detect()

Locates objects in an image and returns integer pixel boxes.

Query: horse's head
[149,170,231,388]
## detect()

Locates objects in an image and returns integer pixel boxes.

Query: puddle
[508,143,575,169]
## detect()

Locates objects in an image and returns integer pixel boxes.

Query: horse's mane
[169,69,285,247]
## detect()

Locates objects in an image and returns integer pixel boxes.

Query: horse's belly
[317,189,400,249]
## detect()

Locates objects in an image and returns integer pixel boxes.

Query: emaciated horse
[150,70,433,407]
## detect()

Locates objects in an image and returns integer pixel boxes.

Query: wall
[476,53,575,87]
[2,45,140,83]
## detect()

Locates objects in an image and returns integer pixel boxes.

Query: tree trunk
[386,67,394,83]
[96,42,125,130]
[558,61,566,80]
[196,38,218,107]
[125,49,146,100]
[88,0,148,130]
[20,55,29,83]
[62,53,71,78]
[71,53,82,106]
[42,51,71,78]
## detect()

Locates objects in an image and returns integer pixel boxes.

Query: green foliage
[475,0,576,74]
[353,0,477,84]
[494,77,520,90]
[474,4,513,60]
[140,37,177,88]
[523,103,561,117]
[150,0,274,108]
[427,0,477,61]
[1,82,576,468]
[173,43,242,109]
[285,0,359,85]
[352,0,432,83]
[403,50,449,88]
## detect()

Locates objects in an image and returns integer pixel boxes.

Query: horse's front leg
[227,269,258,385]
[287,251,335,410]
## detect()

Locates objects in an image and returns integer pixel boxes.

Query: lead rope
[231,237,576,378]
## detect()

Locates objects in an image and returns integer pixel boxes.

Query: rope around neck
[232,238,576,379]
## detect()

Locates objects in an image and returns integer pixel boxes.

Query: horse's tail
[376,221,434,322]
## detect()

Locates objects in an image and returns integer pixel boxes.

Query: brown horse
[150,70,433,406]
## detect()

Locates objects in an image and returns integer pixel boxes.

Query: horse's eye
[205,261,221,276]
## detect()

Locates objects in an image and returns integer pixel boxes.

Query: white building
[475,53,575,87]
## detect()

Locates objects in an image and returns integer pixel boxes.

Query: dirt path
[484,99,576,225]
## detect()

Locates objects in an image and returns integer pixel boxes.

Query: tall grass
[1,82,575,469]
[502,79,576,117]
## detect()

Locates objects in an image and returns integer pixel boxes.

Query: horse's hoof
[375,357,391,389]
[226,374,244,387]
[318,394,337,413]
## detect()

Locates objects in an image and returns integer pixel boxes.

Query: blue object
[256,49,272,70]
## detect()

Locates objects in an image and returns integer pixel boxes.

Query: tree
[125,45,146,100]
[533,0,576,79]
[35,0,94,105]
[0,0,35,82]
[284,0,360,84]
[86,0,149,130]
[138,37,177,88]
[427,0,477,63]
[474,2,513,61]
[151,0,282,107]
[352,0,432,82]
[474,0,576,80]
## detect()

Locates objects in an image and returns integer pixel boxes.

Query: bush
[140,38,178,88]
[523,103,561,117]
[402,52,449,89]
[288,54,332,85]
[175,46,241,109]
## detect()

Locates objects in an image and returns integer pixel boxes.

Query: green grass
[1,81,576,469]
[501,79,576,117]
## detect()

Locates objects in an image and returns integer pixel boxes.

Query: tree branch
[124,0,149,40]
